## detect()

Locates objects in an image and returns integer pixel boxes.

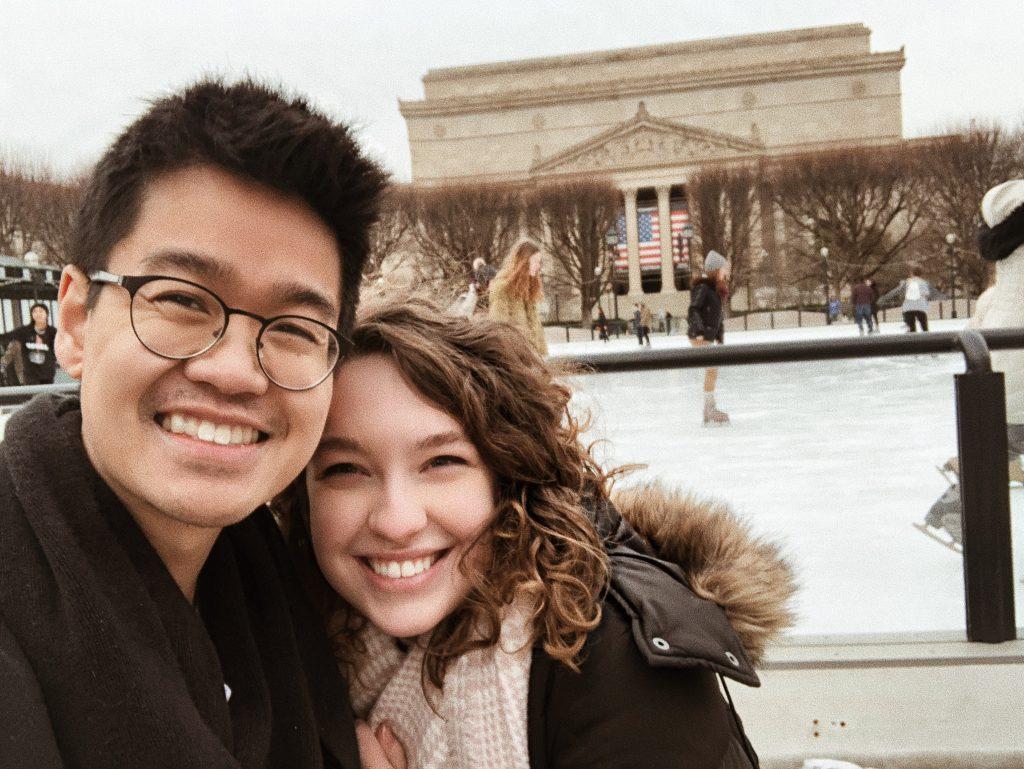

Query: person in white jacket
[926,179,1024,543]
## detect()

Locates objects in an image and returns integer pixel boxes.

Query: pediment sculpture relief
[532,102,763,175]
[563,126,741,171]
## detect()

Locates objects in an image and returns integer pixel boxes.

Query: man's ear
[55,266,90,381]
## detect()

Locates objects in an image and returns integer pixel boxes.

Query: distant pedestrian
[665,310,674,335]
[471,256,498,310]
[0,303,58,384]
[866,278,882,332]
[899,267,933,332]
[595,307,610,342]
[639,303,653,347]
[688,250,730,424]
[489,237,548,356]
[851,278,875,335]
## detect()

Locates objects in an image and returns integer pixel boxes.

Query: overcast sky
[2,0,1022,181]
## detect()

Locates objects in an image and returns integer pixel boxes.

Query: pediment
[531,101,764,175]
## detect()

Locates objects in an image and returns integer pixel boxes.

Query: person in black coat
[284,299,795,769]
[688,250,730,424]
[0,303,58,384]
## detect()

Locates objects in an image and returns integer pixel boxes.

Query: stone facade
[399,24,905,318]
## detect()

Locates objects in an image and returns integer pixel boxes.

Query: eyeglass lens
[130,278,339,390]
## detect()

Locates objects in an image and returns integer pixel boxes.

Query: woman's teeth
[368,554,438,579]
[160,413,260,446]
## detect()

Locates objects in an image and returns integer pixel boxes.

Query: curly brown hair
[279,297,609,689]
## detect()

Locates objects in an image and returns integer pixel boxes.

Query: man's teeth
[368,555,438,579]
[161,413,260,446]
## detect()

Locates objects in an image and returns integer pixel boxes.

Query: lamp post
[945,232,958,319]
[604,230,620,321]
[820,246,831,324]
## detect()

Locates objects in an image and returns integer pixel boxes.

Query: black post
[955,330,1016,642]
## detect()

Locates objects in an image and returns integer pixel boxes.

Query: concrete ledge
[763,632,1024,670]
[731,633,1024,767]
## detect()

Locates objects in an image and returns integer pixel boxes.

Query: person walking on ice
[688,250,730,425]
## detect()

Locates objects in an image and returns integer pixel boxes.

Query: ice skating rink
[555,319,1024,638]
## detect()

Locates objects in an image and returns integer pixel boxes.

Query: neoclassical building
[399,23,905,316]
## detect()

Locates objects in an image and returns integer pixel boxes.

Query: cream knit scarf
[348,601,533,769]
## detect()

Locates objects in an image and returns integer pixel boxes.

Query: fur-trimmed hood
[596,483,796,683]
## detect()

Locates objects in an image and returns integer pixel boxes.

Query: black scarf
[0,394,359,769]
[979,201,1024,262]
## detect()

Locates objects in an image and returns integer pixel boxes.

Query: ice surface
[553,319,1024,638]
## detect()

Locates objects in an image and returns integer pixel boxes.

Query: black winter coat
[0,395,361,769]
[527,486,795,768]
[687,279,725,343]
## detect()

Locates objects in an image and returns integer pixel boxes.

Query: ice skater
[922,179,1024,547]
[851,277,875,335]
[898,267,933,332]
[688,250,730,424]
[866,278,882,332]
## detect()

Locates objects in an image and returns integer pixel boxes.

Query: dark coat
[528,485,796,768]
[0,323,58,384]
[687,278,725,343]
[0,395,361,769]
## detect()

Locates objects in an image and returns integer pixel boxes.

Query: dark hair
[29,303,49,318]
[911,266,922,277]
[279,298,609,689]
[71,77,389,334]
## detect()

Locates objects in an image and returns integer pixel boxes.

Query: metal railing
[551,327,1024,644]
[4,329,1022,642]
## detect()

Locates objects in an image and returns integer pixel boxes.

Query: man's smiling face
[58,165,341,535]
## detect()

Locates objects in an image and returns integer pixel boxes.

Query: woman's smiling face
[307,354,497,638]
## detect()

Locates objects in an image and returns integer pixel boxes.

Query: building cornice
[399,50,905,119]
[421,24,870,83]
[409,134,908,185]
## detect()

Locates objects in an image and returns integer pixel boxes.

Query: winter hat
[703,250,727,273]
[979,179,1024,262]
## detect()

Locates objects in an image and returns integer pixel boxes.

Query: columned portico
[623,187,642,296]
[656,185,674,293]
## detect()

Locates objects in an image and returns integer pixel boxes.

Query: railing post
[955,329,1016,642]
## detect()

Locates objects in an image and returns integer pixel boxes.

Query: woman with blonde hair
[282,298,794,769]
[488,237,548,355]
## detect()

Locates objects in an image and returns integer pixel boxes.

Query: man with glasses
[0,80,387,768]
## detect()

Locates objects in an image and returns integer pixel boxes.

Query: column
[656,185,674,293]
[624,187,641,296]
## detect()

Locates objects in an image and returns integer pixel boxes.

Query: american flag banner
[613,199,691,273]
[670,200,691,267]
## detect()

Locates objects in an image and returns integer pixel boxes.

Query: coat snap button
[725,651,740,666]
[651,637,670,651]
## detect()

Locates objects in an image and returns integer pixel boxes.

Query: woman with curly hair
[282,298,794,769]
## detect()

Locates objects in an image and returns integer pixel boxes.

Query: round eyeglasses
[88,271,344,391]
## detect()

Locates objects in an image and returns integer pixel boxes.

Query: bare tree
[362,183,414,287]
[911,120,1024,296]
[0,157,82,264]
[20,171,83,265]
[408,182,523,303]
[526,178,620,326]
[0,157,29,255]
[769,145,925,301]
[689,165,760,302]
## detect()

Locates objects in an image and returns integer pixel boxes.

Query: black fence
[4,329,1022,642]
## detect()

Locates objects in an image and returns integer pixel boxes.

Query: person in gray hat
[687,250,730,425]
